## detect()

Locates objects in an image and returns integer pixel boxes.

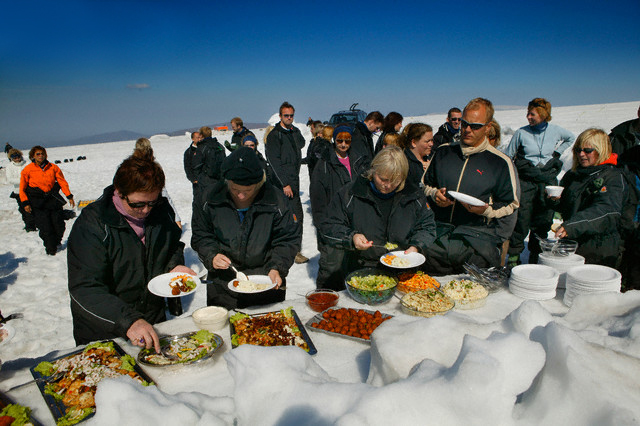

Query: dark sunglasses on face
[124,196,160,209]
[336,138,352,143]
[282,114,294,118]
[449,118,461,122]
[10,154,21,159]
[574,147,596,154]
[460,119,487,131]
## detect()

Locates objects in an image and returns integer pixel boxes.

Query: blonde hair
[464,98,494,123]
[572,128,611,170]
[322,126,334,140]
[263,126,274,144]
[365,145,409,191]
[487,120,501,147]
[383,133,402,148]
[200,126,212,138]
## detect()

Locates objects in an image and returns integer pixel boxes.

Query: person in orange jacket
[20,145,75,255]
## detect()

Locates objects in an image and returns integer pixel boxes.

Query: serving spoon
[230,265,249,282]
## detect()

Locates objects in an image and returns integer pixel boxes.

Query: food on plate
[232,279,271,292]
[230,307,310,352]
[169,274,197,295]
[381,254,411,267]
[397,271,441,293]
[384,242,399,251]
[401,289,455,317]
[140,330,219,365]
[310,308,391,340]
[0,325,7,343]
[442,279,489,304]
[34,341,152,425]
[347,274,397,292]
[0,404,34,426]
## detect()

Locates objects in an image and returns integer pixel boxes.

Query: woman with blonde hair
[553,128,627,267]
[321,146,435,275]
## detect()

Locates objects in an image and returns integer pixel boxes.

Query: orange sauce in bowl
[307,292,339,312]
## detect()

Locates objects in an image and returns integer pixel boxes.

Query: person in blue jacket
[503,98,575,265]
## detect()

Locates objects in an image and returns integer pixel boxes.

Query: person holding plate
[320,146,436,275]
[191,147,301,309]
[68,150,194,352]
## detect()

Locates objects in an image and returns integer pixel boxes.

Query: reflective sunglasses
[574,147,596,154]
[460,119,487,131]
[124,196,160,209]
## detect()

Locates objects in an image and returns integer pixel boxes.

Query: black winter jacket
[183,144,198,183]
[191,181,300,281]
[609,118,640,155]
[68,185,184,345]
[196,137,226,189]
[424,139,519,233]
[310,150,367,227]
[557,162,627,265]
[227,127,254,152]
[304,137,331,177]
[404,148,426,189]
[351,122,375,164]
[433,123,458,150]
[265,124,305,192]
[321,176,436,269]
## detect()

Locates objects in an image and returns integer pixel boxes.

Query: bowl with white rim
[545,186,564,197]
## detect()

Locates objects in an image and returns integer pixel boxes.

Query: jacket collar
[351,175,419,205]
[98,185,165,228]
[460,137,490,156]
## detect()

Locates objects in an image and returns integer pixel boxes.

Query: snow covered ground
[0,101,639,425]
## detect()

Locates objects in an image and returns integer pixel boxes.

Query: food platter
[147,272,200,298]
[30,340,154,425]
[379,251,425,269]
[0,323,15,346]
[227,274,276,293]
[447,191,485,207]
[305,307,393,343]
[229,308,317,355]
[137,330,224,367]
[0,390,43,425]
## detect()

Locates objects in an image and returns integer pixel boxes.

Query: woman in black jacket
[374,111,403,154]
[321,146,436,275]
[554,128,627,267]
[191,147,301,309]
[403,123,434,188]
[68,151,192,352]
[310,125,367,289]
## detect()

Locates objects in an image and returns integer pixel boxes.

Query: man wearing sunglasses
[266,101,309,263]
[422,98,519,274]
[433,107,462,150]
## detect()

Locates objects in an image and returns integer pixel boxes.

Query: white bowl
[545,186,564,197]
[192,306,228,331]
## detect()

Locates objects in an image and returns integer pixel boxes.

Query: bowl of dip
[306,289,339,312]
[192,306,229,331]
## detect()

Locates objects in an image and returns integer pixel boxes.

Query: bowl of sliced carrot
[396,271,441,293]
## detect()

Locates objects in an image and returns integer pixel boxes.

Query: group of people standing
[6,98,638,353]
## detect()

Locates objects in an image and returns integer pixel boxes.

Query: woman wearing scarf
[553,128,628,267]
[19,146,75,255]
[320,146,435,276]
[503,98,575,265]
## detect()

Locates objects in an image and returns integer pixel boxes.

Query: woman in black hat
[191,147,301,309]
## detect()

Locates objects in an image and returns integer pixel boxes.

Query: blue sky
[1,0,639,147]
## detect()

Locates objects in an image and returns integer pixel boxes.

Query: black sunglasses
[574,147,596,154]
[460,119,487,131]
[124,196,161,209]
[336,138,352,143]
[282,114,294,118]
[449,117,461,122]
[10,154,21,159]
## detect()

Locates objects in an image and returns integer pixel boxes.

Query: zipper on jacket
[450,156,470,223]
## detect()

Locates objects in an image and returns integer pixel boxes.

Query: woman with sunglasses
[503,98,575,265]
[68,150,194,353]
[552,128,628,267]
[310,125,367,289]
[19,145,75,255]
[6,148,36,231]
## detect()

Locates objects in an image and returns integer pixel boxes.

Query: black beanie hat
[222,147,264,185]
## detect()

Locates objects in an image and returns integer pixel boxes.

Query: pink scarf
[112,190,146,244]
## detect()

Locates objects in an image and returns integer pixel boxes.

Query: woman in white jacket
[6,149,36,231]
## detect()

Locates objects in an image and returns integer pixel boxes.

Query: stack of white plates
[538,253,585,289]
[509,265,559,300]
[564,265,621,306]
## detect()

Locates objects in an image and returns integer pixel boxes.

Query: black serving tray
[229,308,317,355]
[0,390,44,425]
[29,340,155,425]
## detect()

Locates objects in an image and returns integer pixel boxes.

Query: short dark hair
[365,111,384,123]
[447,107,462,119]
[113,151,165,197]
[231,117,243,127]
[29,145,47,161]
[279,101,295,115]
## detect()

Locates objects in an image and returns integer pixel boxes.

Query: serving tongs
[463,263,508,292]
[0,313,23,323]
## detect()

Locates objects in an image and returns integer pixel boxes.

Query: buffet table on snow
[2,275,571,425]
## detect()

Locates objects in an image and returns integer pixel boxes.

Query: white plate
[380,251,426,269]
[147,272,201,298]
[447,191,485,207]
[0,323,15,345]
[227,275,276,293]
